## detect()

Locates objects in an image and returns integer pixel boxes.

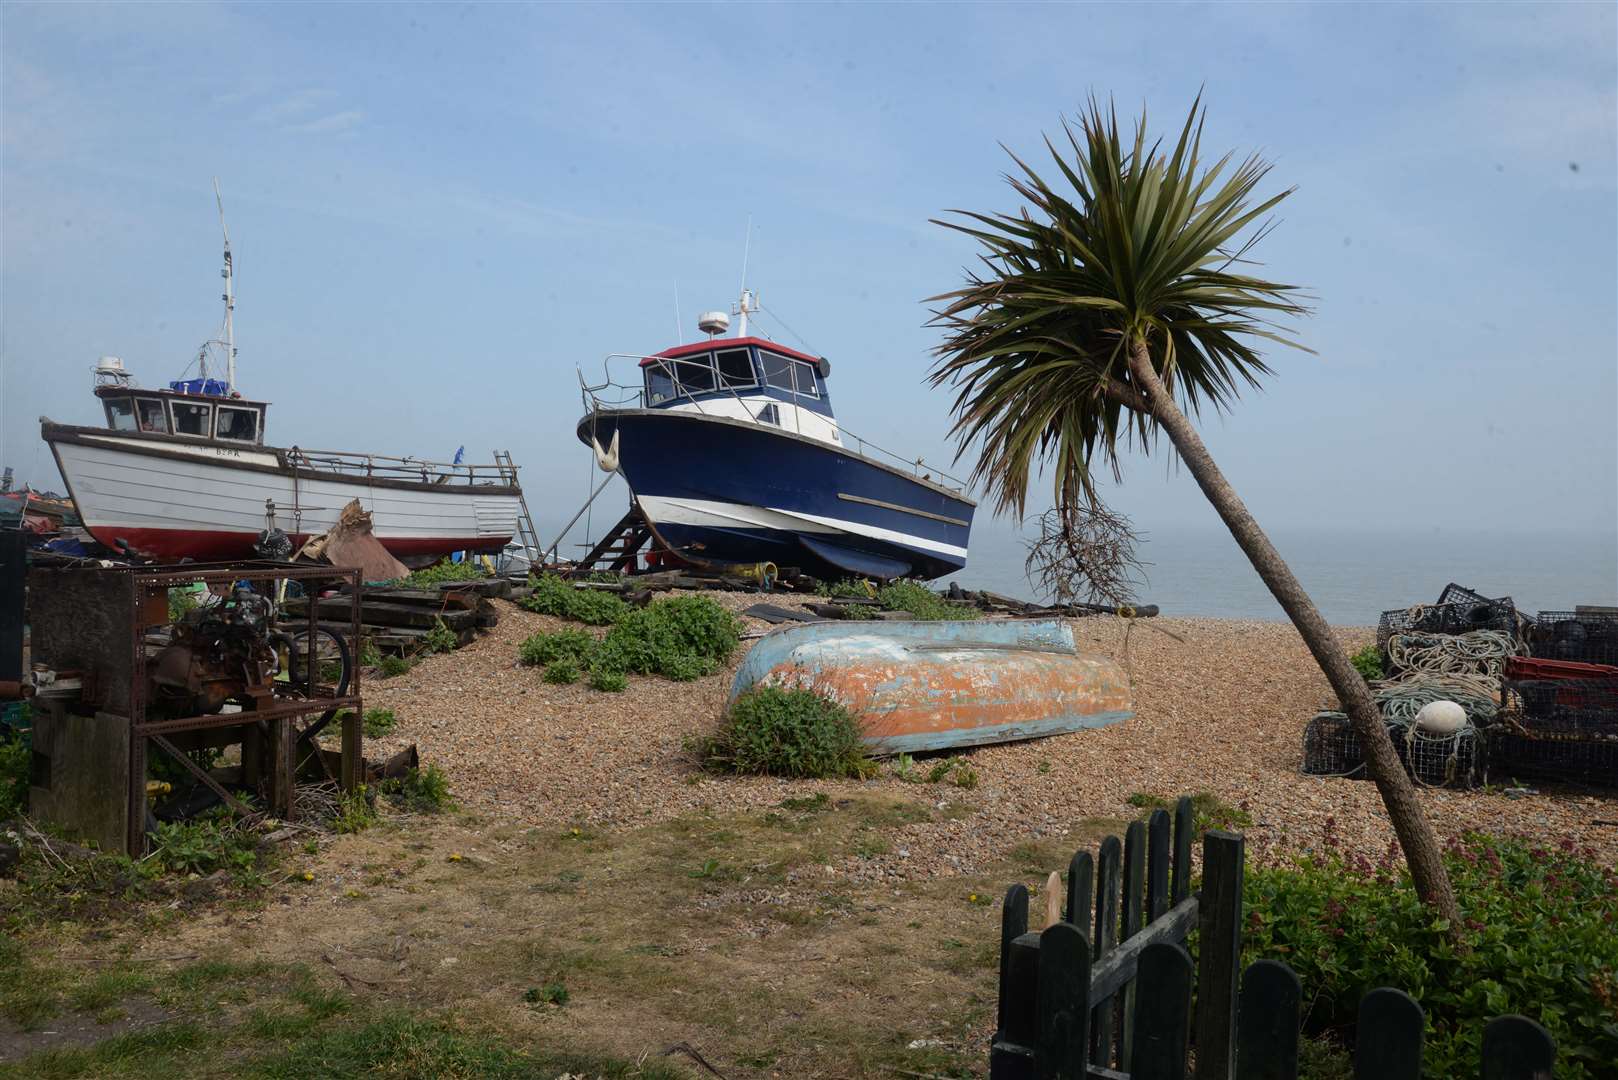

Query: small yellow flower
[968,893,978,902]
[448,853,464,862]
[302,872,314,882]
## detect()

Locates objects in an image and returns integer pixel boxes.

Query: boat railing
[284,447,517,487]
[578,354,971,494]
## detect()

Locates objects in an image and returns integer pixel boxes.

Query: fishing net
[1302,712,1366,777]
[1385,629,1518,681]
[1376,584,1521,654]
[1301,710,1484,788]
[1485,729,1618,788]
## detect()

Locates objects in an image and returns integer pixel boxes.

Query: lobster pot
[1528,612,1618,667]
[1486,726,1618,788]
[1399,724,1483,789]
[1376,585,1519,654]
[1503,678,1618,739]
[1302,712,1366,778]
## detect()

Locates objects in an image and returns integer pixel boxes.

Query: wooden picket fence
[990,796,1560,1079]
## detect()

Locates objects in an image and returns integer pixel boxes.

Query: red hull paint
[84,525,509,562]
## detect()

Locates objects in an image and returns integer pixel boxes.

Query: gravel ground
[364,595,1618,880]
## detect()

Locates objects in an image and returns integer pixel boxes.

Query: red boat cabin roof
[639,336,821,368]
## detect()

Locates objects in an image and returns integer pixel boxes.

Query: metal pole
[544,472,616,568]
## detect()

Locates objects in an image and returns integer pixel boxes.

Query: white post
[214,179,236,392]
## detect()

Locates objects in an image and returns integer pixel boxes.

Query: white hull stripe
[635,495,969,560]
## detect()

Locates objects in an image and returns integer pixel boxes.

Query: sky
[3,2,1615,583]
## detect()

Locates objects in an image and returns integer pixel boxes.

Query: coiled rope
[1386,628,1518,681]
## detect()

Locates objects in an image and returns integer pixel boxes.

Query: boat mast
[734,215,756,337]
[214,178,236,392]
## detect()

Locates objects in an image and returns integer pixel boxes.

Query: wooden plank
[998,884,1031,1040]
[1004,932,1042,1047]
[1130,942,1192,1080]
[1091,834,1121,1067]
[1354,988,1422,1080]
[1234,960,1300,1080]
[1147,809,1171,922]
[1194,831,1245,1080]
[355,587,478,609]
[1171,796,1194,904]
[1087,897,1198,1002]
[1119,820,1147,1071]
[1037,921,1090,1079]
[1066,850,1094,933]
[1480,1015,1556,1080]
[284,596,479,630]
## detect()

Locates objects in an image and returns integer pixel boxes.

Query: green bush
[0,721,30,819]
[402,559,489,586]
[1350,643,1385,681]
[875,580,977,621]
[333,785,379,834]
[543,660,581,685]
[1243,831,1618,1078]
[377,655,412,679]
[362,708,397,738]
[698,686,874,779]
[420,619,458,654]
[381,765,454,812]
[589,669,627,693]
[518,630,596,668]
[595,595,739,678]
[149,813,260,877]
[521,574,629,626]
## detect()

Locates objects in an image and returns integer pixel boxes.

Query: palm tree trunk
[1125,341,1460,924]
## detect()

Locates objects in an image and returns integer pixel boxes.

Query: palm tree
[928,97,1459,923]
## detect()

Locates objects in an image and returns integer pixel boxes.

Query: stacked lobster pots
[1304,584,1618,790]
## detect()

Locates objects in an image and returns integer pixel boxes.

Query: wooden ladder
[571,504,654,575]
[493,450,543,568]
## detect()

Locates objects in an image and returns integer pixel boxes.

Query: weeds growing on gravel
[517,592,740,689]
[697,686,874,779]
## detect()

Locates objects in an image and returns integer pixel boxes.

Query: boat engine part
[148,587,278,718]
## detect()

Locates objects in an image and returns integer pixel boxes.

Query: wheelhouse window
[170,400,213,437]
[759,350,819,398]
[645,366,675,405]
[215,405,260,443]
[135,398,169,433]
[104,397,137,431]
[755,403,780,426]
[715,348,755,389]
[669,355,716,393]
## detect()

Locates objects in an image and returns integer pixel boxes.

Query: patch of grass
[380,764,454,813]
[522,981,569,1007]
[1350,643,1385,681]
[376,655,412,679]
[332,786,379,834]
[588,669,626,692]
[420,619,458,654]
[0,723,30,818]
[542,660,581,685]
[875,580,978,621]
[361,708,397,738]
[927,756,979,789]
[1127,790,1252,834]
[780,792,831,814]
[401,559,489,587]
[697,686,875,779]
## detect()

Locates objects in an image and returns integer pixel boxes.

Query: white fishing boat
[40,184,522,563]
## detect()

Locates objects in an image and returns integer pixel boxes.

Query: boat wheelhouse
[576,295,976,581]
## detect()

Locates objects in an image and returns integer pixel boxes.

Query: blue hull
[576,409,974,579]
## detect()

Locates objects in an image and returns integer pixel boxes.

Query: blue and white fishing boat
[575,292,975,580]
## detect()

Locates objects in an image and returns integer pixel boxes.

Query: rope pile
[1385,628,1518,681]
[1372,673,1500,725]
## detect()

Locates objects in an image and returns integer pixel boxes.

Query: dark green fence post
[1235,959,1300,1080]
[1091,833,1122,1066]
[1354,988,1422,1080]
[1131,942,1194,1080]
[1481,1015,1556,1080]
[1147,808,1171,922]
[1037,921,1091,1079]
[1119,819,1148,1071]
[1194,830,1245,1080]
[1171,795,1195,904]
[1066,850,1093,932]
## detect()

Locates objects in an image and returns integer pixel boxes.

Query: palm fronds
[929,96,1312,517]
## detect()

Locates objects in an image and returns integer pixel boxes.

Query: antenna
[214,178,236,392]
[735,215,756,338]
[673,279,683,344]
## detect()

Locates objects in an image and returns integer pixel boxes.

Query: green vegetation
[516,590,742,689]
[356,637,383,669]
[875,579,977,621]
[1245,831,1618,1078]
[167,585,201,623]
[0,718,31,818]
[697,686,875,779]
[1350,643,1385,681]
[380,764,454,813]
[927,756,980,789]
[361,708,396,738]
[521,573,629,625]
[419,618,458,655]
[148,813,262,879]
[522,982,569,1007]
[401,558,489,587]
[331,786,379,835]
[1127,791,1253,834]
[542,660,581,685]
[376,655,412,679]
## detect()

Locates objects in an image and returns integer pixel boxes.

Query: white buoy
[1415,700,1468,735]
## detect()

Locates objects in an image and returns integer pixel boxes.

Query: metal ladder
[493,450,542,570]
[570,504,653,575]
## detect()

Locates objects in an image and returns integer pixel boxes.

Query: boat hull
[43,425,520,562]
[728,618,1132,753]
[576,409,974,580]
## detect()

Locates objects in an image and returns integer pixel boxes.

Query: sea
[939,525,1618,627]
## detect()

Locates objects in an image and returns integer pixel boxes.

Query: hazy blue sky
[3,2,1614,580]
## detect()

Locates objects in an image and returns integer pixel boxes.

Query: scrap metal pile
[1304,583,1618,790]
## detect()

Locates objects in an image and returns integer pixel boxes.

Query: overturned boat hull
[728,618,1132,754]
